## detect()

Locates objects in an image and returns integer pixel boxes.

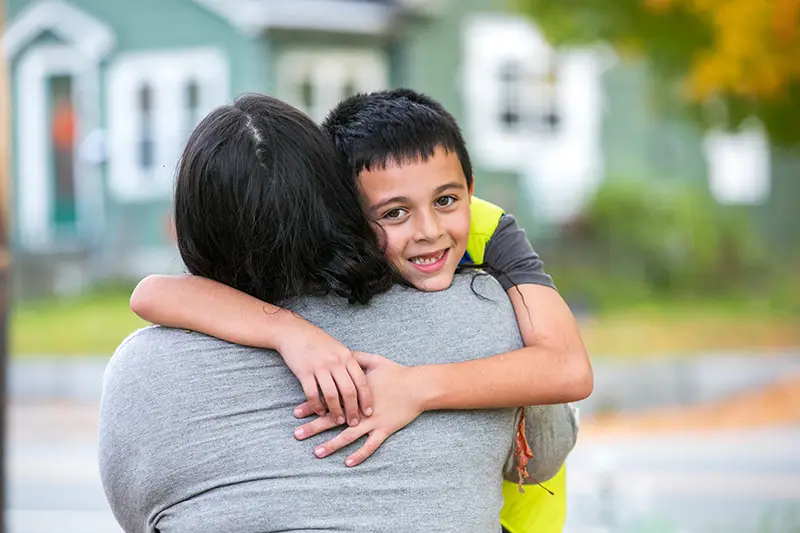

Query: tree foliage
[514,0,800,145]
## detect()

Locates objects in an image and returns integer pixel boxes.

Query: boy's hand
[278,323,373,427]
[292,352,425,467]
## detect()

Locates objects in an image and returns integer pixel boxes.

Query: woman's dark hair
[174,93,396,305]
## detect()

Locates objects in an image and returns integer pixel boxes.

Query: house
[3,0,796,299]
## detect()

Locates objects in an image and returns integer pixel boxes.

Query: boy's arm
[131,274,299,348]
[130,275,373,425]
[493,214,592,403]
[419,215,592,408]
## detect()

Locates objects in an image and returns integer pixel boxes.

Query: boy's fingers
[346,360,373,417]
[293,402,315,419]
[345,430,388,467]
[313,426,367,459]
[331,367,360,427]
[299,378,325,417]
[294,414,340,441]
[316,372,345,425]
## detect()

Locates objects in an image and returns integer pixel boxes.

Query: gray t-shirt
[98,274,575,533]
[484,214,556,291]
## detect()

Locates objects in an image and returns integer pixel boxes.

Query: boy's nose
[413,211,445,242]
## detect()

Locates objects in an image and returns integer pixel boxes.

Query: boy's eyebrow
[434,182,467,194]
[371,196,408,213]
[371,182,467,212]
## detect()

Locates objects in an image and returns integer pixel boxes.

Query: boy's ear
[469,178,474,198]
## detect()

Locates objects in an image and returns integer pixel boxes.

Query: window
[499,60,523,131]
[299,76,315,111]
[464,16,572,172]
[277,49,388,122]
[138,84,155,170]
[185,79,201,140]
[497,59,560,135]
[528,61,560,134]
[108,48,229,201]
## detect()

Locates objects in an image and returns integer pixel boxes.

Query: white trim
[107,48,230,202]
[276,49,388,122]
[2,0,115,60]
[192,0,400,35]
[17,44,98,249]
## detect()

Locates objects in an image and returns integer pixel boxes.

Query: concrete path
[565,428,800,533]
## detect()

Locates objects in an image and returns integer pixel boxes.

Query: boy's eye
[383,208,407,220]
[435,195,456,208]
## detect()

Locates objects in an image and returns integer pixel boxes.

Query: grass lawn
[579,301,800,357]
[10,289,800,358]
[11,288,147,358]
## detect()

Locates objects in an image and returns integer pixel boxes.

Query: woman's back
[99,274,522,533]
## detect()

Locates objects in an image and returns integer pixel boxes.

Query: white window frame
[464,15,609,224]
[276,49,388,122]
[463,15,563,172]
[17,44,97,250]
[107,47,229,202]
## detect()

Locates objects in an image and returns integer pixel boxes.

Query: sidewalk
[584,374,800,435]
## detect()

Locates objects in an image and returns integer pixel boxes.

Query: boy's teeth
[410,251,445,265]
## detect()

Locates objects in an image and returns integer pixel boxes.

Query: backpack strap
[466,196,504,265]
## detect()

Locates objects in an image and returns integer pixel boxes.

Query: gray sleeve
[503,403,578,484]
[483,215,556,292]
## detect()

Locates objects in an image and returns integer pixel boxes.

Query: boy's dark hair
[174,93,395,305]
[321,88,473,187]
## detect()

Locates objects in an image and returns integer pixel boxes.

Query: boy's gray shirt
[98,274,577,533]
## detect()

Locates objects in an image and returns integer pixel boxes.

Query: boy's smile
[358,146,471,292]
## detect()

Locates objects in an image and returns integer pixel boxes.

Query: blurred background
[1,0,799,532]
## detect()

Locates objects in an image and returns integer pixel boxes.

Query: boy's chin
[410,273,456,293]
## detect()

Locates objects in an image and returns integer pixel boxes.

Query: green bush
[552,179,771,308]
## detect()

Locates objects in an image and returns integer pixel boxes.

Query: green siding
[760,149,800,254]
[601,62,707,184]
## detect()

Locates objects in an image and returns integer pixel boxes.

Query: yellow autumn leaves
[645,0,800,101]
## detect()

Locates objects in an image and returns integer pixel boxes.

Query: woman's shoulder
[107,326,233,381]
[114,325,212,355]
[293,275,512,334]
[377,274,512,319]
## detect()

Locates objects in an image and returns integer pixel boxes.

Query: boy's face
[358,146,471,292]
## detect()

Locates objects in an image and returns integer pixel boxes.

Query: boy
[131,89,591,533]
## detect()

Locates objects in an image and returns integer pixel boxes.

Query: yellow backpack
[467,197,568,533]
